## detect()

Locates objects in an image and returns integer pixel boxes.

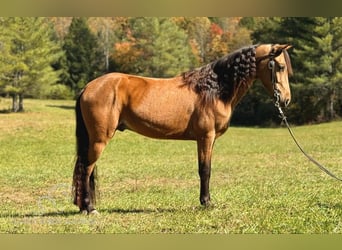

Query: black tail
[72,93,97,209]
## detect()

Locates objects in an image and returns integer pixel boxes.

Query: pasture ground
[0,98,342,233]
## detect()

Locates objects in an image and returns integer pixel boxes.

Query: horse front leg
[197,134,215,207]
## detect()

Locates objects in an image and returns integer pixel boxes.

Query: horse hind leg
[84,109,119,214]
[74,94,119,214]
[73,134,110,215]
[82,140,108,215]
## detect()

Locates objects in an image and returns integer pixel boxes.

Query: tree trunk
[328,88,335,120]
[18,94,24,112]
[11,94,19,112]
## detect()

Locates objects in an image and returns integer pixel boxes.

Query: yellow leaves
[114,41,142,73]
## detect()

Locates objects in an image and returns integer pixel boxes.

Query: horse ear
[271,44,292,57]
[276,44,292,51]
[283,44,292,50]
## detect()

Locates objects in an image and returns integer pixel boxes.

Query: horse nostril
[285,99,291,107]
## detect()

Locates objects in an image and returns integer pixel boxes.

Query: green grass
[1,98,342,233]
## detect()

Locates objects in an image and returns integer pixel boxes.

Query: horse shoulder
[213,101,233,137]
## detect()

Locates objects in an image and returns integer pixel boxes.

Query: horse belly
[122,90,195,139]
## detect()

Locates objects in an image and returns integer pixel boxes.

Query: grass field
[0,98,342,233]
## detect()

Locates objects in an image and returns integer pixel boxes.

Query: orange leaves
[114,41,142,73]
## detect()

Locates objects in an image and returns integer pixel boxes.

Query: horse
[72,43,293,214]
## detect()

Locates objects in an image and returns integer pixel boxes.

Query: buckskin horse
[72,44,293,214]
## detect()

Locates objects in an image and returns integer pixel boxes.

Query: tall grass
[0,98,342,233]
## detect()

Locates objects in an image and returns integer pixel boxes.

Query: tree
[250,17,282,44]
[182,17,212,64]
[0,17,63,112]
[242,17,342,124]
[214,17,252,51]
[331,17,342,118]
[88,17,120,73]
[113,17,194,77]
[63,17,102,95]
[204,23,228,62]
[306,17,342,120]
[278,17,317,83]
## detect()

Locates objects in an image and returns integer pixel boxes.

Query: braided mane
[182,45,257,103]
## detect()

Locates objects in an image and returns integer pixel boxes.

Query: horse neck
[229,77,255,108]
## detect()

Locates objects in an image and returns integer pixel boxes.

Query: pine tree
[250,17,282,44]
[149,18,194,77]
[247,17,341,123]
[0,17,63,112]
[278,17,317,82]
[293,17,341,121]
[63,17,102,94]
[331,17,342,118]
[114,17,194,77]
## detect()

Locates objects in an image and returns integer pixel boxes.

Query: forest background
[1,17,342,125]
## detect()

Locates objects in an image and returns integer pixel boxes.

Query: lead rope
[273,84,342,182]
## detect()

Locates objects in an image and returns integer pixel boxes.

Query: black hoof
[200,197,211,207]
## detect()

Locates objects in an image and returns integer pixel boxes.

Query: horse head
[256,44,293,107]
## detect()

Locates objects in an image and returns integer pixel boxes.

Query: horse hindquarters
[72,91,115,214]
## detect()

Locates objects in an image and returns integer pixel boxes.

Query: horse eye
[279,64,285,72]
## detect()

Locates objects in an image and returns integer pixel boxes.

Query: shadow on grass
[0,210,80,218]
[0,109,12,114]
[103,207,178,214]
[46,104,75,110]
[0,207,179,219]
[317,202,342,210]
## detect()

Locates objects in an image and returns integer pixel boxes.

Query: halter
[257,48,284,111]
[267,55,283,114]
[268,59,278,85]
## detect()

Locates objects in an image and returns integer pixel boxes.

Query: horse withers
[72,44,292,214]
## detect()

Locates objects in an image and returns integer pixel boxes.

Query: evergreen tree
[278,17,317,82]
[63,17,102,94]
[250,17,282,44]
[0,17,63,112]
[331,17,342,118]
[241,17,342,124]
[114,17,194,77]
[148,18,194,77]
[0,18,12,95]
[292,17,342,121]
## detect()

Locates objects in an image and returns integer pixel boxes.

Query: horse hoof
[89,209,100,215]
[200,198,211,207]
[80,209,88,215]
